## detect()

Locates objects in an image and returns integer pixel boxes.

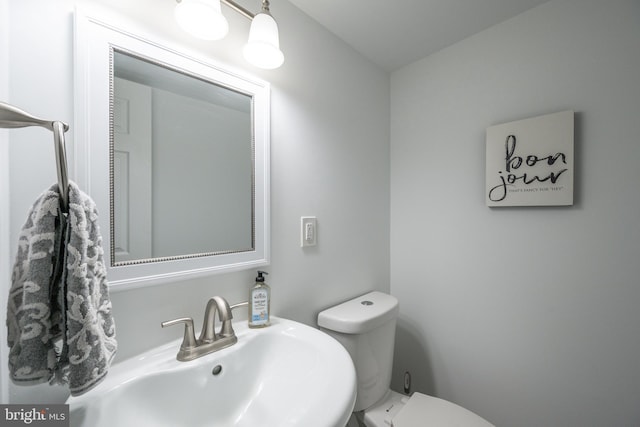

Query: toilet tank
[317,291,399,412]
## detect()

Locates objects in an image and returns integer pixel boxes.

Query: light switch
[301,216,317,247]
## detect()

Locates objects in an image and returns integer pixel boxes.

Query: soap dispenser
[249,270,271,328]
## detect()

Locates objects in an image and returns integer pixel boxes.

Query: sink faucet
[200,296,234,344]
[161,296,239,362]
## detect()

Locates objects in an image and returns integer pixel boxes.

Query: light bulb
[175,0,229,41]
[243,12,284,69]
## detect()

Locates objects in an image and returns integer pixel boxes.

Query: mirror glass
[75,12,270,289]
[112,50,254,263]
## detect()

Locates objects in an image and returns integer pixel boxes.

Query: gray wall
[390,1,640,425]
[3,0,390,403]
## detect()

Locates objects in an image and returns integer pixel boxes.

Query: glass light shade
[243,13,284,69]
[175,0,229,41]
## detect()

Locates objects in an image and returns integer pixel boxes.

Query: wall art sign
[486,110,574,207]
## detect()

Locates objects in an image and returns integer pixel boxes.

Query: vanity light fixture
[175,0,284,69]
[243,1,284,69]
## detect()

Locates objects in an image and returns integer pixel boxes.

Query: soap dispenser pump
[248,270,271,328]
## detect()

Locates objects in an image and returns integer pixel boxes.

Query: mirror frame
[74,10,270,291]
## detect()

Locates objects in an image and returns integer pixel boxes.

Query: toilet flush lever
[403,371,412,394]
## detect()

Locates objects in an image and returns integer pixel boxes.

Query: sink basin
[67,317,356,427]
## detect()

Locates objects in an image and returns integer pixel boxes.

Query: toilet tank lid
[317,291,399,334]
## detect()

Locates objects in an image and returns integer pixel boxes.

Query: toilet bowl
[318,291,494,427]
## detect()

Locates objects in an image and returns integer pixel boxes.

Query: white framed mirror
[74,10,270,290]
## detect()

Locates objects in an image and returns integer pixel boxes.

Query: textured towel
[7,182,117,396]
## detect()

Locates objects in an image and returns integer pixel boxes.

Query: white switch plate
[301,216,317,247]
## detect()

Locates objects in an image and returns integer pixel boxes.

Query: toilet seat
[391,393,494,427]
[362,391,494,427]
[362,390,407,426]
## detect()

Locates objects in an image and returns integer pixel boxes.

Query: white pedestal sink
[67,317,356,427]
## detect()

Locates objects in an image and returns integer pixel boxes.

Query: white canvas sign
[486,110,574,207]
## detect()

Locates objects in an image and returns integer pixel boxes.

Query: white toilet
[318,291,494,427]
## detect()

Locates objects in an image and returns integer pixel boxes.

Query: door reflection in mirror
[112,50,254,264]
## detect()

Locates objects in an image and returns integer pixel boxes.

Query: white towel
[6,182,117,396]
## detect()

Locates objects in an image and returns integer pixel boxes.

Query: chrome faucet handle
[230,301,249,311]
[161,317,197,353]
[216,297,235,338]
[222,301,248,336]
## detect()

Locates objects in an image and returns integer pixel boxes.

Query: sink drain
[212,365,223,376]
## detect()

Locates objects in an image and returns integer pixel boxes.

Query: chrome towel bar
[0,101,69,213]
